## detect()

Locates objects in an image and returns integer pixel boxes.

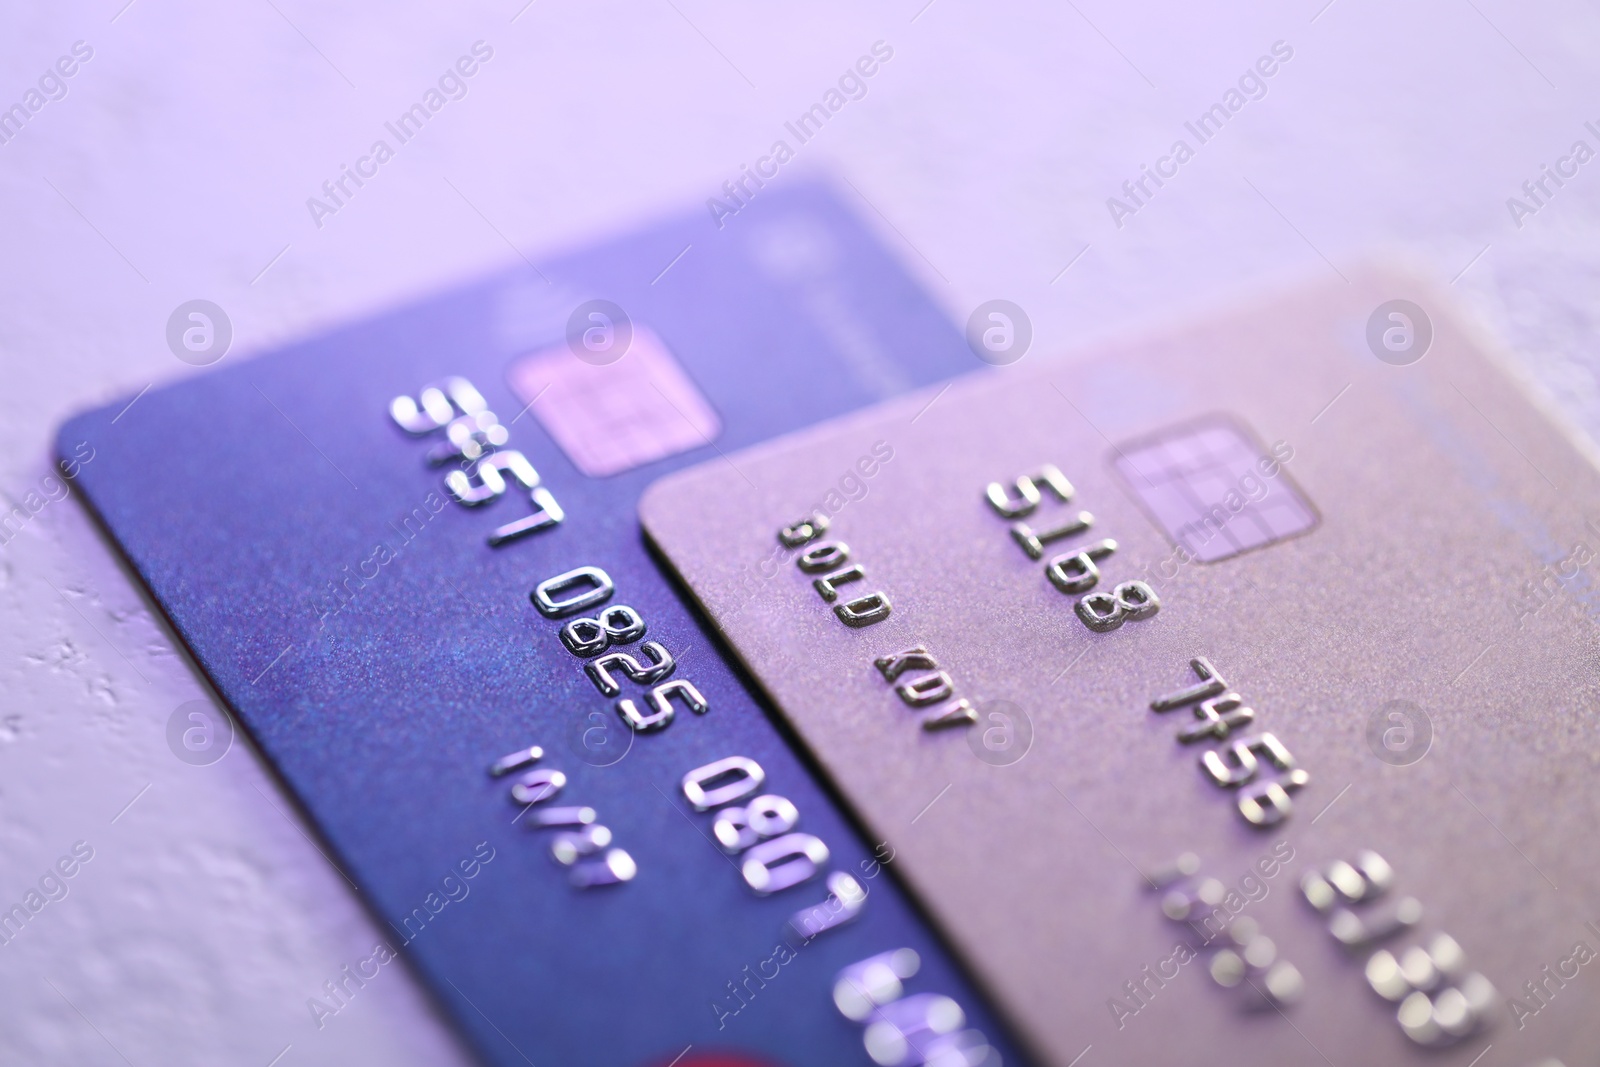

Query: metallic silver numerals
[391,377,504,461]
[445,449,565,545]
[985,464,1073,519]
[1151,658,1309,826]
[1301,850,1419,949]
[534,567,708,734]
[559,605,646,656]
[1076,579,1160,632]
[832,949,998,1067]
[1302,850,1497,1047]
[1147,852,1305,1011]
[584,642,676,698]
[777,513,891,628]
[982,462,1159,632]
[680,756,867,940]
[390,375,564,546]
[486,745,636,888]
[616,679,706,732]
[872,646,977,731]
[1046,538,1116,594]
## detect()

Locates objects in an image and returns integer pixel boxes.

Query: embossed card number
[680,756,866,941]
[533,566,708,733]
[391,375,565,545]
[983,462,1159,632]
[485,744,637,889]
[1150,657,1309,827]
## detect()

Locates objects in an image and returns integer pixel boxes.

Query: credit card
[57,183,1029,1067]
[639,269,1600,1066]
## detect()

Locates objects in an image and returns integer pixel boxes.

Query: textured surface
[639,268,1600,1064]
[56,181,1024,1067]
[3,0,1600,1063]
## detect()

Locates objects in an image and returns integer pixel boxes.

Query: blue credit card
[59,183,1028,1067]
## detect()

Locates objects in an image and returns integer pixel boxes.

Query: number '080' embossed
[680,756,867,938]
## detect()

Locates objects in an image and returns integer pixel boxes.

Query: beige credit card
[639,269,1600,1066]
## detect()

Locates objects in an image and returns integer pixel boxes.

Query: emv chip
[1112,414,1317,562]
[507,326,721,478]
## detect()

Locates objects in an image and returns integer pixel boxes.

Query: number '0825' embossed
[533,566,709,735]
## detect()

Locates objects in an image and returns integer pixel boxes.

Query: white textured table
[2,1,1596,1063]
